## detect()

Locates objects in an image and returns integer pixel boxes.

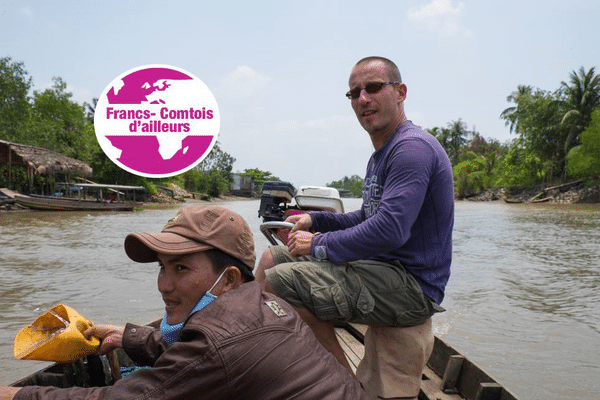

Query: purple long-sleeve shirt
[310,121,454,304]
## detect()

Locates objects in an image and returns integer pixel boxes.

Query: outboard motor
[258,181,298,222]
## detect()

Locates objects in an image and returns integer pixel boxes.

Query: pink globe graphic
[95,66,219,178]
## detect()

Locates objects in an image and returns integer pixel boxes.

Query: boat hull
[9,326,519,400]
[14,194,140,212]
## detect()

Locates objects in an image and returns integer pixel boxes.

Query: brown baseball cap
[124,205,256,271]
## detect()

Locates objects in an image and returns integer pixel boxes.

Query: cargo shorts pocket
[392,292,437,327]
[354,284,375,321]
[310,282,375,323]
[311,283,351,322]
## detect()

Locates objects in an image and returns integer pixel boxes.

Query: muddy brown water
[1,199,599,399]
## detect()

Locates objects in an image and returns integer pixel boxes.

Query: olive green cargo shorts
[264,246,444,327]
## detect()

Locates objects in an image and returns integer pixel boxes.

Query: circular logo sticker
[94,65,220,178]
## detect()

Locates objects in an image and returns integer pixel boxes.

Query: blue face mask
[160,268,227,346]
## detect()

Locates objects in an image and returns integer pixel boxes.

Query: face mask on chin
[160,268,228,346]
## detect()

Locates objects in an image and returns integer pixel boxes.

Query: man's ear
[397,83,407,103]
[220,266,242,294]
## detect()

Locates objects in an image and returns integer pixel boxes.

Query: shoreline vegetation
[145,181,600,208]
[463,182,599,204]
[2,181,599,213]
[2,57,600,209]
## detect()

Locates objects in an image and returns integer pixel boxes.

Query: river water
[1,199,599,399]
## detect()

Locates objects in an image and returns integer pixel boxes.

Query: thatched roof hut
[0,140,92,191]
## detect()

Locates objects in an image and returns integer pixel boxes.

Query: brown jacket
[15,282,369,399]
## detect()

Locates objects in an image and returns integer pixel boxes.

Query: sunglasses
[346,81,399,99]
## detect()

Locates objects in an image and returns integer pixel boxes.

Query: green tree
[462,133,505,177]
[181,142,236,196]
[447,119,470,164]
[501,88,567,181]
[429,120,471,165]
[327,175,364,197]
[0,57,32,141]
[499,85,533,134]
[429,126,451,156]
[560,66,600,154]
[496,138,546,186]
[566,109,600,183]
[83,97,98,123]
[22,77,92,161]
[453,151,488,198]
[197,142,235,175]
[240,168,279,192]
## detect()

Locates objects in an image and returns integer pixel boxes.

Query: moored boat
[6,183,145,212]
[13,194,141,212]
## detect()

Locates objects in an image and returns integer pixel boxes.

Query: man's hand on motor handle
[287,230,315,257]
[286,213,313,233]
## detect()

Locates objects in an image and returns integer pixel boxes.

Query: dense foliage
[325,66,600,198]
[239,168,279,192]
[2,56,598,199]
[327,175,364,197]
[566,109,600,183]
[0,57,245,197]
[445,66,599,197]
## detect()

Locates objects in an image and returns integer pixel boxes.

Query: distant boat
[5,183,145,212]
[13,193,140,211]
[503,198,523,204]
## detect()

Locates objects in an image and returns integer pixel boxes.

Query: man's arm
[309,208,364,233]
[311,138,434,264]
[121,324,168,366]
[10,329,224,400]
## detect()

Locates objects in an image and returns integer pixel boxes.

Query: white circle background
[94,64,220,178]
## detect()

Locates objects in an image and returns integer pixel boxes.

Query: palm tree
[429,126,453,162]
[500,85,533,133]
[83,97,98,123]
[447,119,470,164]
[560,66,600,154]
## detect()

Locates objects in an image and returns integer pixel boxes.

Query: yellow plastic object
[14,304,100,362]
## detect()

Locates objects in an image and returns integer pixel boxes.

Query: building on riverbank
[0,140,92,195]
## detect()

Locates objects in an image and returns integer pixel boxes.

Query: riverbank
[0,182,255,212]
[141,194,255,210]
[464,182,600,204]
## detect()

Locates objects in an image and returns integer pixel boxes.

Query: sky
[1,0,599,187]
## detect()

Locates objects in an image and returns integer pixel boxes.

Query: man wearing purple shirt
[256,56,454,399]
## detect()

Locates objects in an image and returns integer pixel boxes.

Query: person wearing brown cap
[3,205,369,400]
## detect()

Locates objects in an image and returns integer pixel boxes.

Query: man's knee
[255,248,276,287]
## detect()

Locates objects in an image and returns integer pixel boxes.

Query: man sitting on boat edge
[255,56,454,400]
[2,205,369,400]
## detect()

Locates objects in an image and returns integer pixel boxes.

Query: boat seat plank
[341,323,518,400]
[421,364,465,400]
[334,327,364,372]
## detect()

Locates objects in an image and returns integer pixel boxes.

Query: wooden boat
[10,321,519,400]
[0,193,15,207]
[6,183,145,212]
[12,194,140,212]
[14,194,142,212]
[9,182,520,399]
[503,198,523,204]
